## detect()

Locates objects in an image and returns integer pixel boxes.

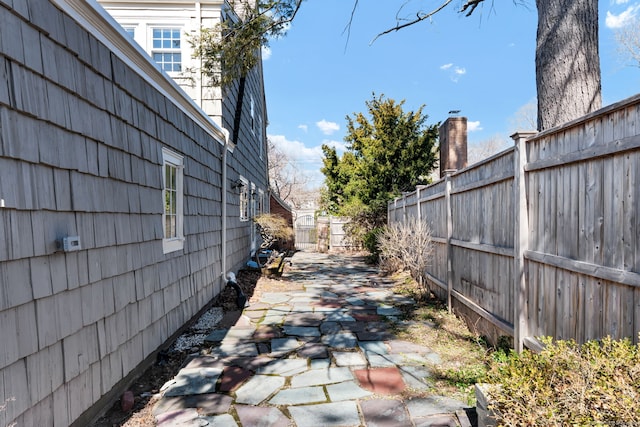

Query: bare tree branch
[460,0,485,16]
[342,0,359,50]
[370,0,455,44]
[370,0,486,44]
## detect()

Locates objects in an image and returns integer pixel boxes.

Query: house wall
[222,57,269,258]
[97,0,225,126]
[99,0,270,261]
[0,0,266,425]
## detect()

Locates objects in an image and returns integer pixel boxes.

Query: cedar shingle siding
[0,1,268,425]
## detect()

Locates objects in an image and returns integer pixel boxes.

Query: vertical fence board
[568,164,579,259]
[547,169,557,255]
[578,162,588,261]
[584,278,603,341]
[635,286,640,340]
[623,153,637,271]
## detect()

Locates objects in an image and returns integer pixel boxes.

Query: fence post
[445,174,453,313]
[512,131,536,352]
[416,186,421,222]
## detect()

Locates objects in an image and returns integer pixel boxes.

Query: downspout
[221,128,230,289]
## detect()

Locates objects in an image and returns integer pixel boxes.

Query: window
[239,178,249,221]
[152,28,182,72]
[258,189,265,214]
[162,148,184,253]
[123,26,136,38]
[250,96,256,134]
[250,183,257,218]
[257,114,264,159]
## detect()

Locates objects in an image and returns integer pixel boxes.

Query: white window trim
[162,147,184,253]
[150,26,183,74]
[258,189,265,214]
[239,176,249,222]
[258,113,264,159]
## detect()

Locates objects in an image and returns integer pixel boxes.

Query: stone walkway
[153,251,475,427]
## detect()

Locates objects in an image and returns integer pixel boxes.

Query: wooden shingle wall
[389,95,640,349]
[0,1,266,425]
[222,59,269,263]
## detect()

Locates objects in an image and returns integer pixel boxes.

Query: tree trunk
[536,0,601,130]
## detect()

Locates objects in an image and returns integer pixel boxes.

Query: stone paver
[413,414,460,427]
[235,406,290,427]
[152,394,233,416]
[321,331,358,348]
[406,396,469,418]
[358,340,388,355]
[271,337,302,353]
[288,401,361,427]
[326,380,372,401]
[297,342,329,359]
[354,367,406,395]
[269,386,326,405]
[290,367,353,387]
[219,366,252,392]
[161,368,222,397]
[150,251,474,427]
[360,399,411,427]
[212,342,258,357]
[257,358,308,376]
[283,325,321,336]
[333,351,368,367]
[234,375,285,405]
[155,409,200,426]
[200,414,239,427]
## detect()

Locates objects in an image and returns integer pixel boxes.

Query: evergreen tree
[321,94,438,236]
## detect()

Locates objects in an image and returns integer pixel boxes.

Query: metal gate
[294,214,316,250]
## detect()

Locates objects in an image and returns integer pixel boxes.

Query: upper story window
[123,26,136,38]
[250,96,256,134]
[162,148,184,253]
[257,114,264,158]
[152,28,182,72]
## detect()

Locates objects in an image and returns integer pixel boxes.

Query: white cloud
[321,139,347,154]
[606,4,640,28]
[440,63,466,82]
[268,134,333,188]
[467,121,483,132]
[298,124,308,132]
[268,134,322,164]
[615,0,630,5]
[261,46,272,60]
[316,119,340,135]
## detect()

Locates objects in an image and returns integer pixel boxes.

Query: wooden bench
[261,251,287,276]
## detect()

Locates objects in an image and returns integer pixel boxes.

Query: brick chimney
[439,116,468,178]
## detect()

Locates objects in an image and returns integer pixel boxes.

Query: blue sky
[263,0,640,189]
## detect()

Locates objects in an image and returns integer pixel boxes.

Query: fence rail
[389,94,640,350]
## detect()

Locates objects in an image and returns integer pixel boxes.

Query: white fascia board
[51,0,229,146]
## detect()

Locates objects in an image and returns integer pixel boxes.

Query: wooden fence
[314,216,351,252]
[389,94,640,351]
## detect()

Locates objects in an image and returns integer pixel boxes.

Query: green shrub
[363,227,383,261]
[486,336,640,426]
